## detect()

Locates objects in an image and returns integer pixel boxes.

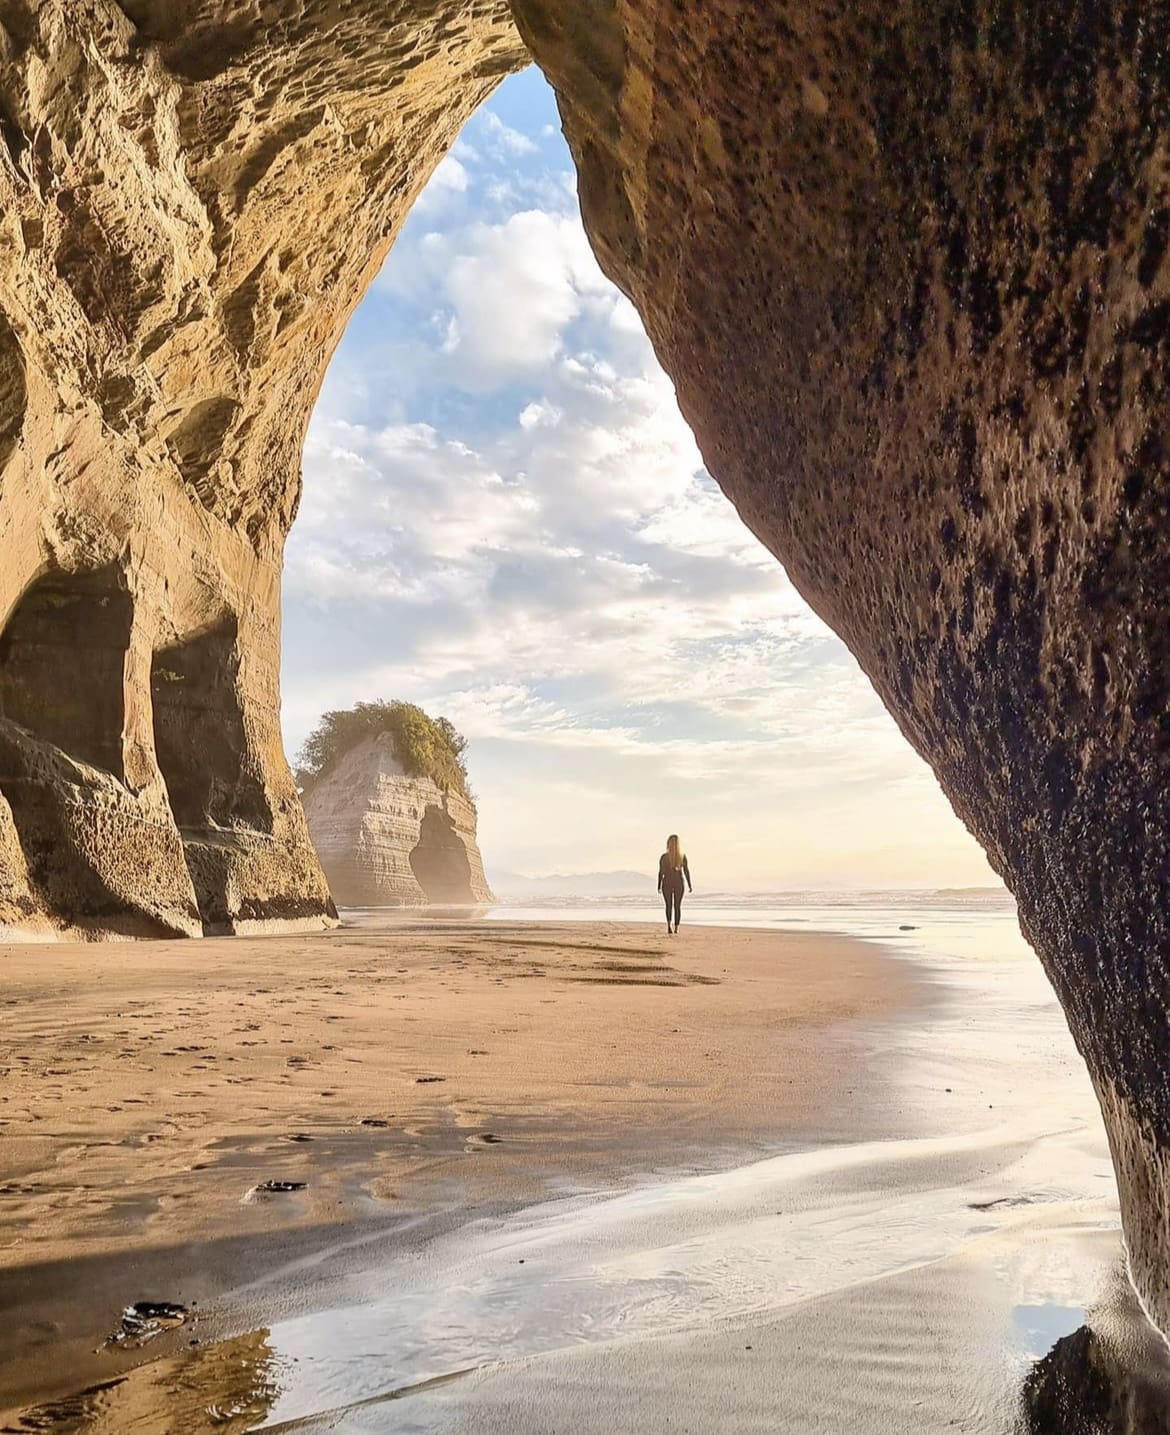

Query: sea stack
[300,706,493,908]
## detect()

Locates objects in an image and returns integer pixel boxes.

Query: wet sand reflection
[3,1329,279,1435]
[1021,1286,1170,1434]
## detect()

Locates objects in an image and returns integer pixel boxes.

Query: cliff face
[302,735,494,907]
[509,0,1170,1334]
[6,0,1170,1334]
[0,0,523,939]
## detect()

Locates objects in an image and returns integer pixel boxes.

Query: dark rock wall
[510,0,1170,1328]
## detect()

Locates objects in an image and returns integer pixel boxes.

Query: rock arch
[1,0,1170,1329]
[408,803,478,904]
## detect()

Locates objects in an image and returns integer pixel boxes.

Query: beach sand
[0,919,922,1414]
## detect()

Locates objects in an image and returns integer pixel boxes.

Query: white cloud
[481,111,540,156]
[435,209,609,382]
[422,151,469,197]
[283,77,995,890]
[519,399,562,430]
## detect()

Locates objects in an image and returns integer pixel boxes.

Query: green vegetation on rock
[296,701,470,798]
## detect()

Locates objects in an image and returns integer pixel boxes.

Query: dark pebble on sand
[361,1118,391,1127]
[416,1076,445,1084]
[899,924,917,931]
[107,1300,190,1346]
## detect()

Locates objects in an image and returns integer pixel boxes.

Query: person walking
[657,834,692,934]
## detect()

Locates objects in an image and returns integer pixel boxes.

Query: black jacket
[658,853,692,891]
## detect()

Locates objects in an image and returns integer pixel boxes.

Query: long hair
[666,834,684,870]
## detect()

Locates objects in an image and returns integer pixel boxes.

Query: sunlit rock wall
[0,0,525,936]
[302,734,494,907]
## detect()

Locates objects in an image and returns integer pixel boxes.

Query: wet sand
[0,919,920,1414]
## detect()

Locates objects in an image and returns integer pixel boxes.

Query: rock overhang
[1,0,1170,1337]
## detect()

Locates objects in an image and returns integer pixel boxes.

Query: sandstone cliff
[302,734,494,907]
[0,0,523,940]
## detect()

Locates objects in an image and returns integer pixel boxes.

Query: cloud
[518,399,562,430]
[283,74,995,889]
[481,110,540,156]
[418,151,469,201]
[436,209,611,383]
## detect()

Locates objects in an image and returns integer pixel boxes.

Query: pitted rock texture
[0,0,525,937]
[302,734,494,907]
[508,0,1170,1329]
[1022,1312,1170,1433]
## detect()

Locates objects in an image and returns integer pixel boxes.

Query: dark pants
[662,880,683,927]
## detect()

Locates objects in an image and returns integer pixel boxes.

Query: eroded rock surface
[5,0,1170,1338]
[302,733,493,907]
[0,0,525,936]
[509,0,1170,1331]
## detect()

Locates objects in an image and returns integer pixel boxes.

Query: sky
[281,68,998,891]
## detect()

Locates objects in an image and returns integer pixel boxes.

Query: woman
[657,834,692,934]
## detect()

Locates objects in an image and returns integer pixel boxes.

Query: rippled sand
[6,1131,1144,1434]
[0,918,916,1417]
[5,912,1163,1434]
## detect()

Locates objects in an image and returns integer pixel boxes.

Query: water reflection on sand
[7,1191,1150,1434]
[1022,1265,1170,1433]
[4,1328,281,1433]
[10,902,1166,1433]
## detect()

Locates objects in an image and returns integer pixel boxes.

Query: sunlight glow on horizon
[280,69,999,892]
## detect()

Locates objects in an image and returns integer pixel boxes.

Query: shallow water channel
[9,904,1169,1434]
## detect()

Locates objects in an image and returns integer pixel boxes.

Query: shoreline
[0,919,926,1414]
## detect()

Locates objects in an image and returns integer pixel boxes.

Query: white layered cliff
[302,734,493,907]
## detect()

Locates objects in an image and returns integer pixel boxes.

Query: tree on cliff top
[295,700,470,799]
